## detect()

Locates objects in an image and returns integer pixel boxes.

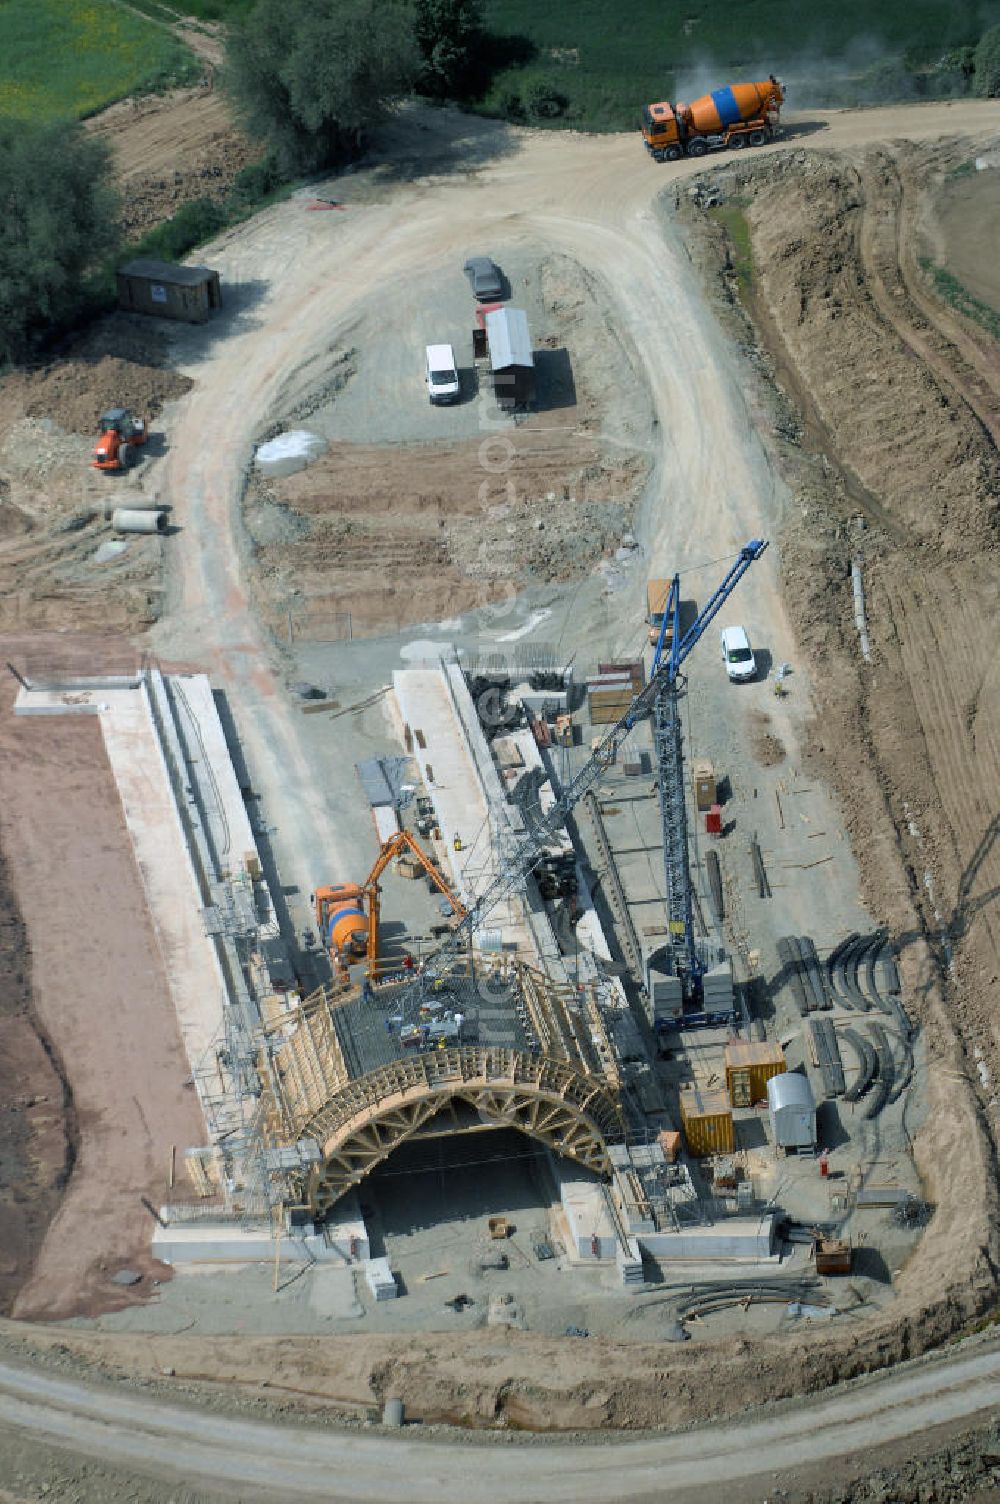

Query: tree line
[2,6,999,367]
[0,0,482,365]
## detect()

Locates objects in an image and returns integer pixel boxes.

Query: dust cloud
[671,29,979,110]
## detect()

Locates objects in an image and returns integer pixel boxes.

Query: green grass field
[2,0,995,133]
[0,0,200,122]
[478,0,1000,129]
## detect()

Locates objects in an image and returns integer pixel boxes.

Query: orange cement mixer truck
[642,76,783,162]
[314,883,368,972]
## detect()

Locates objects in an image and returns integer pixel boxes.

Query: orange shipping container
[725,1040,786,1107]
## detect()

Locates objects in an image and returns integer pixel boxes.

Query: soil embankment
[0,640,207,1320]
[691,140,1000,1083]
[674,132,1000,1382]
[0,847,71,1316]
[84,19,256,239]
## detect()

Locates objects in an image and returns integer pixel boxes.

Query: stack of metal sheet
[808,1016,845,1097]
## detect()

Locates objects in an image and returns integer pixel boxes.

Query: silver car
[463,255,503,301]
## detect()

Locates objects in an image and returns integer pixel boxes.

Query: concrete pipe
[382,1397,404,1429]
[102,498,164,521]
[111,508,167,535]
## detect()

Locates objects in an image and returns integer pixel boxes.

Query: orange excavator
[92,407,149,472]
[315,830,466,978]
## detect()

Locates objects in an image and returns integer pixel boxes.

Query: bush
[225,0,419,174]
[132,198,227,264]
[526,80,570,119]
[225,155,285,215]
[973,24,1000,96]
[499,90,526,122]
[0,120,120,366]
[946,45,976,80]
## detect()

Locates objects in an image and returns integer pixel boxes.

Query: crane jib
[420,539,769,988]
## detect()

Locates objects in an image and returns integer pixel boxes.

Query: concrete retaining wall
[637,1216,776,1260]
[153,1194,370,1265]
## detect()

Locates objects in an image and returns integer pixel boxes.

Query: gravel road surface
[0,1344,998,1501]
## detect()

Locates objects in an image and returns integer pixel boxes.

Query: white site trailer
[767,1071,817,1151]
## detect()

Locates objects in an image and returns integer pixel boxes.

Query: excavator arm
[362,830,467,968]
[396,830,468,916]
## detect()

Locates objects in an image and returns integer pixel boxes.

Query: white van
[425,343,460,404]
[720,624,757,682]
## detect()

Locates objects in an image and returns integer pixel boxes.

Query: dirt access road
[147,97,1000,923]
[0,1342,997,1502]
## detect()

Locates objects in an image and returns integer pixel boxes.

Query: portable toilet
[767,1071,816,1151]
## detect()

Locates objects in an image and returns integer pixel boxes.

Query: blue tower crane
[403,540,769,1016]
[648,539,769,1009]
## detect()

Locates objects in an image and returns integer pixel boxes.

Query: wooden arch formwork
[305,1049,622,1216]
[256,987,625,1217]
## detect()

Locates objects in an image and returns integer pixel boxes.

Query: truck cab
[642,103,683,161]
[646,577,673,645]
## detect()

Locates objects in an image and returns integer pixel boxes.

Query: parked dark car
[463,255,503,301]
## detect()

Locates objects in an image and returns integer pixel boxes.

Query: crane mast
[654,672,694,986]
[420,539,769,998]
[649,540,768,996]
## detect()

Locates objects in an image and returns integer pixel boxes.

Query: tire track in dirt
[680,140,1000,1408]
[856,148,1000,452]
[137,111,1000,1399]
[0,1342,998,1502]
[850,145,1000,1033]
[896,149,1000,425]
[84,11,251,237]
[2,100,1000,1447]
[110,2,225,69]
[880,570,1000,1001]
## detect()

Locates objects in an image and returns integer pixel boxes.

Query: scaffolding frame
[255,964,627,1216]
